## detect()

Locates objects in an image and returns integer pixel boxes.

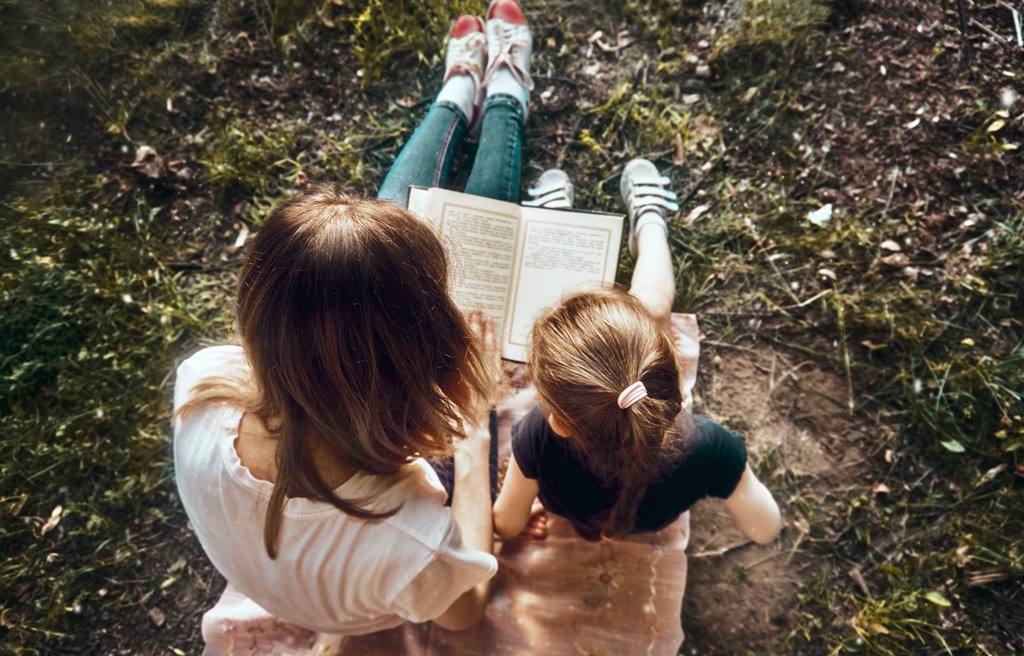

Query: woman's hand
[465,309,504,417]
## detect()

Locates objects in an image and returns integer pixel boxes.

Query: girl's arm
[723,465,782,545]
[432,420,494,631]
[492,454,540,539]
[432,311,498,631]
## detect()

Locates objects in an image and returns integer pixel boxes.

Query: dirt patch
[681,342,871,655]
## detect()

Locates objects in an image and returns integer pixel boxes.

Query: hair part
[529,287,684,539]
[179,185,494,557]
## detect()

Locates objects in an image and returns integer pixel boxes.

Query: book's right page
[502,208,624,361]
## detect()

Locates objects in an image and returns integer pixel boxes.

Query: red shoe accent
[451,15,484,39]
[487,0,525,25]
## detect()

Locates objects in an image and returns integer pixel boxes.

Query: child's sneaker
[620,158,679,257]
[442,15,487,135]
[483,0,533,116]
[523,169,574,209]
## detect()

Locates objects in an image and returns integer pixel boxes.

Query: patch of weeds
[0,0,206,150]
[716,0,831,55]
[0,174,217,651]
[197,115,305,200]
[325,0,488,85]
[251,0,317,47]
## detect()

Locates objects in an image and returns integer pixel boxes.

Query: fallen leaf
[880,239,902,252]
[880,253,910,267]
[684,204,711,224]
[924,590,951,607]
[10,493,27,517]
[672,133,685,165]
[987,119,1006,133]
[131,145,165,179]
[941,440,966,453]
[978,464,1007,484]
[793,513,810,535]
[149,607,167,627]
[40,505,63,536]
[807,203,833,226]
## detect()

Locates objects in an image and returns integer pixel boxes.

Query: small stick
[691,539,754,558]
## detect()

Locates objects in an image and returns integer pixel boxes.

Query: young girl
[493,159,783,544]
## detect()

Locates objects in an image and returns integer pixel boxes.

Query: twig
[849,565,873,598]
[832,288,856,414]
[691,539,754,558]
[969,16,1010,43]
[956,0,972,62]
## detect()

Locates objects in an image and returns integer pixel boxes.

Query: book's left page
[408,187,522,354]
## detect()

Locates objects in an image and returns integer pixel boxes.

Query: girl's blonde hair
[529,287,684,539]
[179,186,494,558]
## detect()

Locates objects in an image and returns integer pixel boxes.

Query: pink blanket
[201,315,700,655]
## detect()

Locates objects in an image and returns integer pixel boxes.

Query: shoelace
[483,22,534,91]
[446,32,487,89]
[624,176,679,219]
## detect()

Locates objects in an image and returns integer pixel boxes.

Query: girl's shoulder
[173,345,248,415]
[178,344,246,378]
[671,415,747,498]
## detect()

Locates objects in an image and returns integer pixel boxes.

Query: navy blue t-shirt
[511,405,747,539]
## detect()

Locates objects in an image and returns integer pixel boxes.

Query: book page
[503,209,623,362]
[407,187,521,346]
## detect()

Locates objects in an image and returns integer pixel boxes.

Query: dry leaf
[672,133,685,165]
[978,464,1007,484]
[149,607,167,627]
[880,253,910,267]
[880,239,902,252]
[807,203,833,226]
[684,204,711,224]
[10,493,27,516]
[987,119,1006,133]
[40,505,63,536]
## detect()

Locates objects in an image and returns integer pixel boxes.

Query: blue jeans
[377,94,525,206]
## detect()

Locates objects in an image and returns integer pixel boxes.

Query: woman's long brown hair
[529,287,684,539]
[178,186,494,558]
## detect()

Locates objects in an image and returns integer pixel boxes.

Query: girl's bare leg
[629,223,675,331]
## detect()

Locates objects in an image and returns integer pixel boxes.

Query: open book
[408,187,624,362]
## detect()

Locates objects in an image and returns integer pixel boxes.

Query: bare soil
[682,342,872,654]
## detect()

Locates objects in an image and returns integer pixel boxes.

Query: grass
[1,0,1022,652]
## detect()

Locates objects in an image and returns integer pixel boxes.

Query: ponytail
[529,287,685,539]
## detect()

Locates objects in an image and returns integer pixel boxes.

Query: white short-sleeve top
[172,345,498,634]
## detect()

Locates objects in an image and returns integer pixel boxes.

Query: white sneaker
[483,0,533,117]
[523,169,574,209]
[443,15,487,135]
[620,158,679,257]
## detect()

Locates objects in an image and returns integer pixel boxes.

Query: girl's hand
[520,498,548,540]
